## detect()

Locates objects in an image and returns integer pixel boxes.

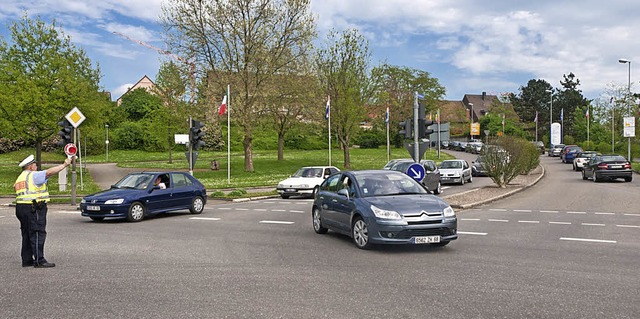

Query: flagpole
[227,84,230,185]
[587,106,590,144]
[386,106,390,163]
[535,111,538,142]
[326,96,331,166]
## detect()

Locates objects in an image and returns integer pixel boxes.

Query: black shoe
[22,262,34,267]
[34,262,55,268]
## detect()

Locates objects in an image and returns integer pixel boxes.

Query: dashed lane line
[560,237,616,244]
[513,209,532,212]
[259,220,294,225]
[489,209,507,212]
[457,231,487,236]
[617,225,640,228]
[190,217,221,221]
[595,212,615,215]
[540,210,559,213]
[290,210,305,214]
[567,211,587,215]
[460,218,480,221]
[549,221,572,225]
[488,219,509,222]
[624,213,640,217]
[581,223,605,227]
[518,220,540,224]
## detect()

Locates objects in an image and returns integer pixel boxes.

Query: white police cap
[19,154,36,168]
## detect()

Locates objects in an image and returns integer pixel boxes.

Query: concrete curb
[448,164,546,210]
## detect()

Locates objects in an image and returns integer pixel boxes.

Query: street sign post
[406,163,425,182]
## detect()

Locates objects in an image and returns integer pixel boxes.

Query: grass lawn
[0,147,454,196]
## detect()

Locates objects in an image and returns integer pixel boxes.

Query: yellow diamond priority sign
[65,107,86,128]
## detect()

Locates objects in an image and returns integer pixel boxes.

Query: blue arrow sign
[415,92,424,100]
[406,163,425,182]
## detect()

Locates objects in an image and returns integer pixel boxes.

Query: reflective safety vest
[14,170,50,204]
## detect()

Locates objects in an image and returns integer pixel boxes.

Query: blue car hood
[365,195,449,214]
[84,188,146,200]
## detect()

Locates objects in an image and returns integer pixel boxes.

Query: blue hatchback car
[312,170,457,249]
[80,172,207,222]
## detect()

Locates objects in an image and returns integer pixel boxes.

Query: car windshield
[440,161,462,169]
[389,161,413,172]
[356,172,428,197]
[601,156,626,162]
[292,168,323,178]
[113,173,155,190]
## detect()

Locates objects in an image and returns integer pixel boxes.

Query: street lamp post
[619,59,631,161]
[105,124,109,162]
[546,89,553,147]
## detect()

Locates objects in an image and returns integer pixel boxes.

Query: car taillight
[624,163,631,169]
[597,163,608,169]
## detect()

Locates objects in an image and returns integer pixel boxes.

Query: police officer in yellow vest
[14,154,74,268]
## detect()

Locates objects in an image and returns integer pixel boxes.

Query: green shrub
[227,189,248,197]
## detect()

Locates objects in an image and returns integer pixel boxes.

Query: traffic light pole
[71,128,77,205]
[188,117,193,176]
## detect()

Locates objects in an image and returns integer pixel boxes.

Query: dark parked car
[582,155,632,182]
[312,170,457,249]
[531,141,545,154]
[385,159,442,194]
[80,172,207,222]
[561,145,582,163]
[471,156,489,177]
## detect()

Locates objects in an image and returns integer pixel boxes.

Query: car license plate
[286,188,296,192]
[441,177,449,180]
[610,165,622,169]
[87,205,100,211]
[414,235,441,244]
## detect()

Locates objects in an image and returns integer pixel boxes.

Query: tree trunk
[243,135,254,172]
[340,139,351,169]
[277,132,284,161]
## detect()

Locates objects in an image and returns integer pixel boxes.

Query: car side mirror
[337,188,349,199]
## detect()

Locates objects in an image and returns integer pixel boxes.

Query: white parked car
[276,166,340,199]
[439,159,472,185]
[573,151,599,171]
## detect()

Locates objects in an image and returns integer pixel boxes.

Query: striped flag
[534,111,538,123]
[218,95,227,116]
[324,95,330,120]
[501,113,505,125]
[560,108,563,121]
[586,107,589,119]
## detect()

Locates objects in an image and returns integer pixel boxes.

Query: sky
[1,0,638,103]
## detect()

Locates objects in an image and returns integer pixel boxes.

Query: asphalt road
[1,155,638,318]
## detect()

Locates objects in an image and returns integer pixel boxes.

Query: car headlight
[277,184,284,188]
[81,199,86,204]
[371,205,402,220]
[443,206,455,217]
[105,199,124,205]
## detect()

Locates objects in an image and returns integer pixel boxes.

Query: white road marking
[595,212,615,215]
[540,210,559,213]
[457,231,487,236]
[581,223,605,227]
[259,220,294,225]
[549,221,572,225]
[567,211,587,214]
[234,208,249,211]
[489,209,507,211]
[488,219,509,222]
[616,224,640,228]
[58,211,80,214]
[218,208,231,210]
[272,209,286,212]
[513,209,531,212]
[190,217,221,221]
[254,209,267,211]
[518,220,540,224]
[290,210,305,213]
[623,213,640,217]
[0,216,5,218]
[460,218,480,221]
[560,237,616,244]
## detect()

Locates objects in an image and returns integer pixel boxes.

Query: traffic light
[399,119,412,139]
[57,119,73,147]
[418,119,435,138]
[189,119,205,150]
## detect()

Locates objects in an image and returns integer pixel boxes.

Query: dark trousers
[15,203,48,265]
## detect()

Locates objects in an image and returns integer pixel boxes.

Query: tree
[0,15,105,167]
[510,79,553,138]
[161,0,316,172]
[315,29,373,169]
[154,61,191,162]
[370,64,445,138]
[554,73,591,138]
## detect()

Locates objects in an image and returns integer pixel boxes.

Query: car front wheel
[190,196,205,214]
[312,207,328,234]
[352,217,372,249]
[127,202,145,222]
[433,182,442,195]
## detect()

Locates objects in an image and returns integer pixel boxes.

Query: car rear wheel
[430,241,450,247]
[625,176,633,182]
[352,217,372,249]
[190,196,205,214]
[582,170,588,180]
[280,194,290,199]
[312,207,328,234]
[468,174,473,183]
[592,171,599,183]
[127,202,145,222]
[460,176,465,185]
[90,217,104,222]
[311,186,319,198]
